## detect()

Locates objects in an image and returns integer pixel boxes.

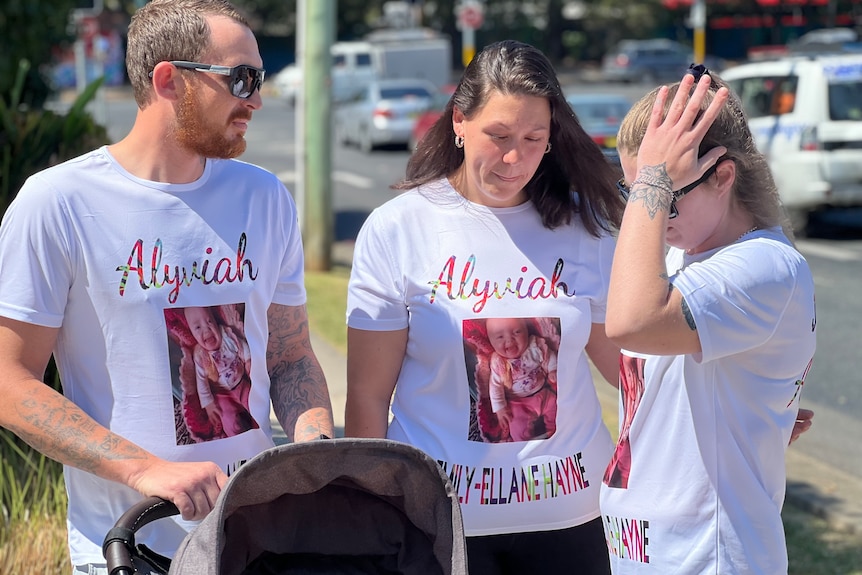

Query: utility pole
[456,1,484,67]
[691,0,706,65]
[298,0,334,271]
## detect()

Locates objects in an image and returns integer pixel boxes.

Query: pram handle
[103,496,179,575]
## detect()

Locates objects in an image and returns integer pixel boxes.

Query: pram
[103,438,469,575]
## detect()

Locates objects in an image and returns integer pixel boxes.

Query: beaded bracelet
[631,177,673,194]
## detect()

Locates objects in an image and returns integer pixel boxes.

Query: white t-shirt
[0,147,307,565]
[347,179,616,536]
[599,229,817,574]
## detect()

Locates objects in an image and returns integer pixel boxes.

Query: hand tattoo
[630,163,674,219]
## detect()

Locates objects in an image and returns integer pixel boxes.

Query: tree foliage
[0,0,78,107]
[163,0,677,67]
[65,0,862,77]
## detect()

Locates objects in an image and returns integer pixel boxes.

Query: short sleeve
[346,208,408,331]
[0,174,75,327]
[271,181,307,307]
[671,240,806,363]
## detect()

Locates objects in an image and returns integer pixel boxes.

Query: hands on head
[635,72,730,196]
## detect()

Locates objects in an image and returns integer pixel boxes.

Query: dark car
[602,39,724,84]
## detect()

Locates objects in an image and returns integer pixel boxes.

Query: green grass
[305,267,351,354]
[784,505,862,575]
[305,268,862,574]
[0,433,70,573]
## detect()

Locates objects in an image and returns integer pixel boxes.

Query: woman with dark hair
[345,40,624,573]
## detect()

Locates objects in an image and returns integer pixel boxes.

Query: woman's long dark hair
[396,40,624,235]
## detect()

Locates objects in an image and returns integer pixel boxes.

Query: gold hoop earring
[545,143,552,154]
[455,135,464,149]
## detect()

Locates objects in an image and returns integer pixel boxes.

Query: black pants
[465,517,611,575]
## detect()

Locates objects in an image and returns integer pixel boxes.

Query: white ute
[722,52,862,232]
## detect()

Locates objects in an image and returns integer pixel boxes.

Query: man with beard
[0,1,334,572]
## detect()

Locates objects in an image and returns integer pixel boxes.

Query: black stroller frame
[103,438,469,575]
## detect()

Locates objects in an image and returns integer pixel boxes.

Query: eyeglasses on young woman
[616,162,719,219]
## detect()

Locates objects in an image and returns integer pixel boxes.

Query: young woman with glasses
[601,66,817,574]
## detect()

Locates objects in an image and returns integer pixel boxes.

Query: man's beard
[175,83,248,159]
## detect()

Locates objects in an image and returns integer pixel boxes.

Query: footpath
[273,325,862,537]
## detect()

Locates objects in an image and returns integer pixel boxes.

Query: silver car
[335,78,437,152]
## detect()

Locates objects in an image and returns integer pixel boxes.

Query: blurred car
[789,27,859,53]
[722,52,862,233]
[602,39,724,84]
[565,92,632,163]
[602,39,688,83]
[408,84,456,150]
[270,64,302,104]
[335,78,437,152]
[269,58,374,106]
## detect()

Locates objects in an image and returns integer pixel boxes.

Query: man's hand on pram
[130,459,228,521]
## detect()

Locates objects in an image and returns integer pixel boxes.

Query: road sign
[457,2,484,30]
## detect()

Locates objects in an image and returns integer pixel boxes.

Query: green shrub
[0,56,109,570]
[0,58,110,214]
[0,0,77,109]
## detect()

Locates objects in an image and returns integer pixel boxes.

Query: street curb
[784,445,862,535]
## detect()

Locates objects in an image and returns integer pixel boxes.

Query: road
[89,79,862,493]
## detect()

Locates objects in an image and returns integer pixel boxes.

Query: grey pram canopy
[169,438,469,575]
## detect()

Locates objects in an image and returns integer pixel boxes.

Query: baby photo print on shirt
[463,316,561,443]
[164,303,259,445]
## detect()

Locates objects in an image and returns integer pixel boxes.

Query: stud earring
[455,135,464,149]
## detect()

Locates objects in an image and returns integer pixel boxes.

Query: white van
[721,52,862,231]
[330,41,378,103]
[271,30,451,108]
[271,42,376,106]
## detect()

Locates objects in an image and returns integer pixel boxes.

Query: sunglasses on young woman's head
[616,163,719,219]
[687,63,711,82]
[150,61,266,99]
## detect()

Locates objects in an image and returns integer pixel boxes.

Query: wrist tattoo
[629,164,674,219]
[632,163,673,191]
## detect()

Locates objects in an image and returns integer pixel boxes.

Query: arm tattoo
[629,163,674,220]
[267,304,334,442]
[16,390,146,475]
[681,297,698,331]
[669,282,697,331]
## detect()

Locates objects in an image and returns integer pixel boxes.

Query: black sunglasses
[152,61,266,99]
[616,163,719,219]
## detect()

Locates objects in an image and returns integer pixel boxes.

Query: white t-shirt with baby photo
[0,147,307,565]
[348,178,617,537]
